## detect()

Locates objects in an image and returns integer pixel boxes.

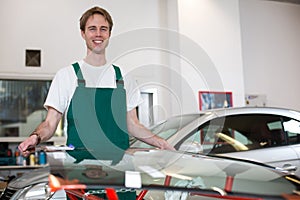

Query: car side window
[179,114,297,155]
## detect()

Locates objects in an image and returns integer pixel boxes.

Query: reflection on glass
[283,120,300,134]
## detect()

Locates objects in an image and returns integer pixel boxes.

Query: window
[179,114,299,154]
[0,79,58,137]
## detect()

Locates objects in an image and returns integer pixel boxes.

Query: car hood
[8,166,49,189]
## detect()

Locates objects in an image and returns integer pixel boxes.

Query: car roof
[189,106,300,120]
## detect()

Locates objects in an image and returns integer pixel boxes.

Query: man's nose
[96,29,102,36]
[96,28,105,37]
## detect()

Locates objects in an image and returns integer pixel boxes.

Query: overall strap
[112,64,124,88]
[72,62,85,86]
[72,62,123,87]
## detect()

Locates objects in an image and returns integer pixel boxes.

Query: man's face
[81,14,110,54]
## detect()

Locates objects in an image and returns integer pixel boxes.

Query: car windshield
[130,114,200,148]
[46,148,300,199]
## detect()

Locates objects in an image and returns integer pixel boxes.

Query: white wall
[177,0,245,112]
[111,0,246,117]
[240,0,300,110]
[0,0,163,78]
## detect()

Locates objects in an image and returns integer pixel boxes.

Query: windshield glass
[46,149,299,199]
[131,114,200,148]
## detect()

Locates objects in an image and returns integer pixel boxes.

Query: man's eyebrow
[87,25,96,29]
[87,25,109,29]
[100,25,109,29]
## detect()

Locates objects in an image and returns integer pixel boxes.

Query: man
[19,5,174,195]
[19,5,174,200]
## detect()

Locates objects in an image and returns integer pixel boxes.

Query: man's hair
[79,6,113,33]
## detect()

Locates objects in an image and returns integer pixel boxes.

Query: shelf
[0,137,66,146]
[0,164,48,170]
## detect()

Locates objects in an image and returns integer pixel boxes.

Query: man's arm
[18,106,62,156]
[127,108,175,150]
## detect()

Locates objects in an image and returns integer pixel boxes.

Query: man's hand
[18,135,38,157]
[127,108,176,151]
[18,107,62,157]
[155,137,176,151]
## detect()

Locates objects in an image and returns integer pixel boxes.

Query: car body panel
[221,145,300,171]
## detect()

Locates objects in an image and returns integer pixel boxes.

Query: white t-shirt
[44,60,143,114]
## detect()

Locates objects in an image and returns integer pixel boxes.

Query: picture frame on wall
[199,91,233,110]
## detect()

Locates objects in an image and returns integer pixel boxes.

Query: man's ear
[81,30,85,39]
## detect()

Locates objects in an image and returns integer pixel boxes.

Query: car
[1,149,300,200]
[131,106,300,177]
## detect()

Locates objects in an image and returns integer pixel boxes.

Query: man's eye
[101,27,108,32]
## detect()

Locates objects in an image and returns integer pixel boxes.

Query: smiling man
[80,9,111,58]
[18,6,174,200]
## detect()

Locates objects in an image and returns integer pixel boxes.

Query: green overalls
[65,62,135,199]
[66,62,129,164]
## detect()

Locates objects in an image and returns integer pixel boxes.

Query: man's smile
[93,39,103,44]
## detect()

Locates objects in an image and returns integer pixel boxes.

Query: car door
[178,113,300,176]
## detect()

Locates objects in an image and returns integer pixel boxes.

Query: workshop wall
[240,0,300,110]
